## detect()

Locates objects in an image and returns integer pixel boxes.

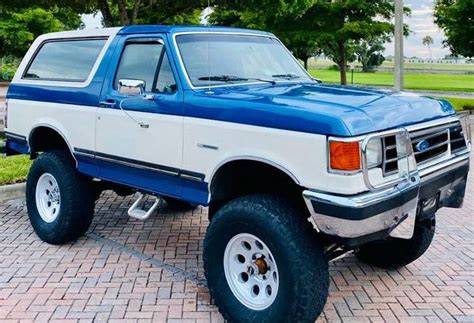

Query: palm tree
[422,35,434,69]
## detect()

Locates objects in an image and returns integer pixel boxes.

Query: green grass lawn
[309,59,474,71]
[0,137,31,185]
[441,97,474,111]
[0,154,31,185]
[380,61,474,71]
[309,69,474,93]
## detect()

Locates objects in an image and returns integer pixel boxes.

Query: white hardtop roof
[39,27,122,40]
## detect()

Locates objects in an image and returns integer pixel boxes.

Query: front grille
[449,124,467,152]
[382,121,467,176]
[382,135,398,175]
[411,127,449,164]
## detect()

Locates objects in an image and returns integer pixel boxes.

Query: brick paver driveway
[1,157,473,322]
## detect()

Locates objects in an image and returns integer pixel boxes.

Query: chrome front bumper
[303,153,470,240]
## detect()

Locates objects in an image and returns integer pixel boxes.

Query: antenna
[206,0,213,95]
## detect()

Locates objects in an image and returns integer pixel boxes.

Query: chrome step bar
[127,193,160,220]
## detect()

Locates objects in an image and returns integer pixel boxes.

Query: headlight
[365,138,383,168]
[459,112,472,145]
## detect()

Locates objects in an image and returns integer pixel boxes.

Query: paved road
[410,90,473,99]
[0,155,473,322]
[373,87,474,99]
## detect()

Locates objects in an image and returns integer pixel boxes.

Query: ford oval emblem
[416,140,430,152]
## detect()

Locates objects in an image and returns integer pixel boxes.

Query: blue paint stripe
[74,149,209,205]
[6,84,348,135]
[6,140,29,155]
[5,133,29,155]
[7,83,103,107]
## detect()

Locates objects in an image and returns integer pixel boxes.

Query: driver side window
[115,41,177,94]
[154,53,177,93]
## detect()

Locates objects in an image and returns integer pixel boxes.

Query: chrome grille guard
[361,128,419,192]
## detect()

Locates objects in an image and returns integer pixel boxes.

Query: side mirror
[118,79,146,96]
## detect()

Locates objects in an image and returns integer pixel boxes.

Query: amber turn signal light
[329,141,361,171]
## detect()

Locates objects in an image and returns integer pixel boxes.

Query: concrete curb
[0,183,26,202]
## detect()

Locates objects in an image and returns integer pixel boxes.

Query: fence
[306,59,474,75]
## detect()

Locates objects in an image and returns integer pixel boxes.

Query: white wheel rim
[35,173,61,223]
[223,233,279,310]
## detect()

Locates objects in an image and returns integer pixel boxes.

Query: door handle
[99,99,116,108]
[139,122,149,129]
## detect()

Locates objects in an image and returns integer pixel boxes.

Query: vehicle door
[96,34,184,198]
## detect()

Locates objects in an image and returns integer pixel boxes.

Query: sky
[81,14,102,29]
[384,0,450,59]
[82,0,450,60]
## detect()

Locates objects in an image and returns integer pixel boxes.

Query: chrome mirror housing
[118,79,145,96]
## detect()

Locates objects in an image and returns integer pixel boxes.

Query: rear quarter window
[23,38,106,82]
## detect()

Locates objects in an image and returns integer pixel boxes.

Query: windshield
[176,34,310,87]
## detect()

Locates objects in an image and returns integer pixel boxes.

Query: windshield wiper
[271,73,304,79]
[198,75,275,85]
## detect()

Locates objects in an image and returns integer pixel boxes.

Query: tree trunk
[117,0,130,25]
[428,46,432,70]
[339,62,347,85]
[338,41,347,85]
[361,57,369,72]
[97,0,114,27]
[304,57,309,70]
[131,0,143,24]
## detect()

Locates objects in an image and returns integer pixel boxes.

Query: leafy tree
[95,0,206,27]
[0,0,206,27]
[0,7,82,57]
[354,38,387,72]
[300,1,406,85]
[211,0,408,85]
[0,1,90,57]
[0,1,95,18]
[434,0,473,58]
[422,35,434,61]
[367,53,385,69]
[0,0,208,58]
[210,1,322,70]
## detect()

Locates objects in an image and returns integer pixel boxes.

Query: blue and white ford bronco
[2,25,471,321]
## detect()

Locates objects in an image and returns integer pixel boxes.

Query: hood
[188,82,456,137]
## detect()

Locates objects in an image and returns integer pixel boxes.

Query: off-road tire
[355,218,436,269]
[204,194,329,322]
[26,150,95,245]
[163,196,197,210]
